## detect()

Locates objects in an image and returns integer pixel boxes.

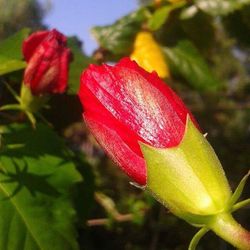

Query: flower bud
[79,58,198,185]
[79,58,232,218]
[79,58,250,249]
[22,29,72,96]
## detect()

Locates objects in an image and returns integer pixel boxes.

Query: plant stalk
[209,213,250,250]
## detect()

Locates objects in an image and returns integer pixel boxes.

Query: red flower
[78,58,198,185]
[23,29,71,95]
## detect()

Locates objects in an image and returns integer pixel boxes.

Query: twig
[87,213,134,227]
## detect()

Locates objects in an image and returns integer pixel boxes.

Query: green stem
[209,213,250,250]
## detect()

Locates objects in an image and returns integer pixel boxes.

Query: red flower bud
[23,29,71,95]
[78,58,198,185]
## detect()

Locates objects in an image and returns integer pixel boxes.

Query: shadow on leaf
[0,160,60,199]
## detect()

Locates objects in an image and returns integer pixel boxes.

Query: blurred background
[0,0,250,249]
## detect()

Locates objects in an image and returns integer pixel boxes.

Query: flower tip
[22,30,49,61]
[50,29,67,43]
[117,57,139,68]
[80,63,104,85]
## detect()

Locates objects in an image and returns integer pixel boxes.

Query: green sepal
[0,104,23,111]
[20,84,49,113]
[188,227,209,250]
[232,198,250,212]
[140,116,231,224]
[24,110,37,128]
[228,170,250,209]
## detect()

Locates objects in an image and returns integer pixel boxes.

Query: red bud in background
[23,29,71,95]
[78,58,198,185]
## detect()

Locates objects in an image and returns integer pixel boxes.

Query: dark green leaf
[195,0,250,16]
[163,40,221,91]
[67,37,93,95]
[148,2,186,31]
[0,28,30,60]
[71,154,95,223]
[148,6,172,31]
[223,5,250,45]
[0,55,26,76]
[91,8,147,55]
[181,12,215,51]
[0,123,82,250]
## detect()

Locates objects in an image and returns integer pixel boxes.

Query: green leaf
[71,154,95,223]
[148,6,172,31]
[148,2,186,31]
[91,8,147,55]
[67,37,93,95]
[163,40,221,91]
[0,28,30,76]
[0,28,30,60]
[195,0,250,16]
[0,123,82,250]
[0,55,26,76]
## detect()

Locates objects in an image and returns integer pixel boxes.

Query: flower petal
[84,112,146,185]
[23,30,49,61]
[81,58,197,148]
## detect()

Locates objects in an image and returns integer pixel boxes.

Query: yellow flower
[155,0,185,4]
[168,0,184,3]
[130,31,170,78]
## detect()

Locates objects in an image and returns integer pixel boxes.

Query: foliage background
[0,0,250,249]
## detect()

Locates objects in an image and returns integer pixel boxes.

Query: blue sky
[38,0,138,55]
